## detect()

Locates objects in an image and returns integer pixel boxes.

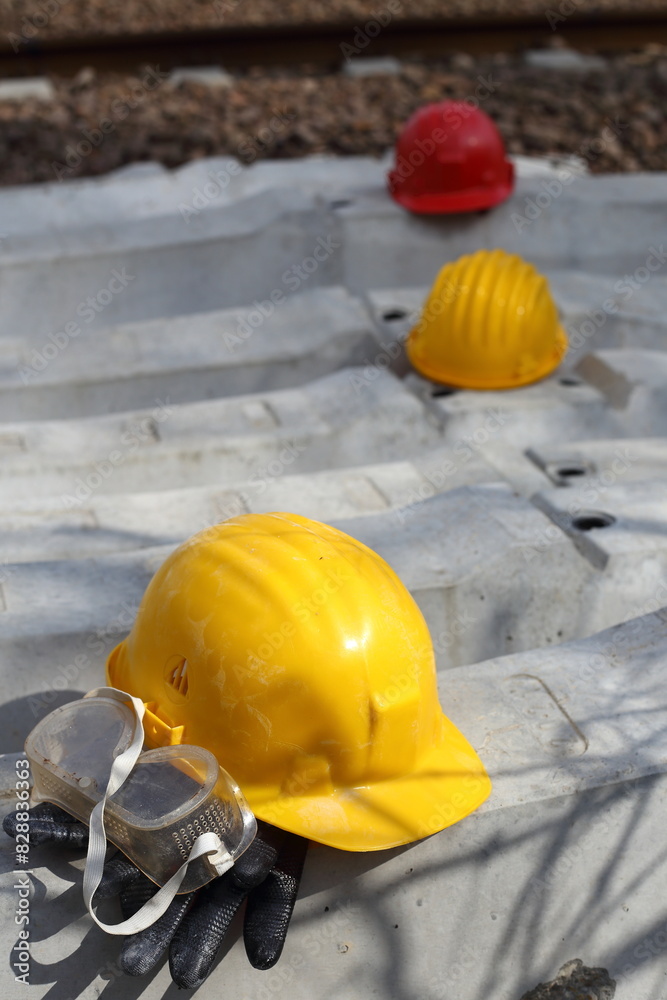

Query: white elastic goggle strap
[81,686,233,936]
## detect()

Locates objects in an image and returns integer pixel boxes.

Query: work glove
[3,803,307,989]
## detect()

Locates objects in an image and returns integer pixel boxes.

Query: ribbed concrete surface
[1,155,667,1000]
[2,286,381,419]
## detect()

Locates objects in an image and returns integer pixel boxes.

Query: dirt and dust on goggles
[24,686,257,935]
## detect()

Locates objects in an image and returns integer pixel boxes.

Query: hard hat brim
[406,325,569,391]
[388,171,515,216]
[250,714,492,852]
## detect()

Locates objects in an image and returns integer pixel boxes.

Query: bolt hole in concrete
[559,376,582,387]
[382,308,409,321]
[557,464,588,478]
[571,511,616,531]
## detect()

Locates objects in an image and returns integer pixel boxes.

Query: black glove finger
[169,829,280,989]
[118,871,196,977]
[93,850,144,900]
[244,832,308,970]
[2,801,89,848]
[119,869,160,922]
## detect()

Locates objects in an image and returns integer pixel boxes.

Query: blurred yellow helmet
[407,248,568,389]
[107,512,490,852]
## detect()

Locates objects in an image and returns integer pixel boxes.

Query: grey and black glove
[3,803,307,989]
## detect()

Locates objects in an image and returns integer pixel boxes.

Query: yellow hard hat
[107,513,490,852]
[407,248,568,389]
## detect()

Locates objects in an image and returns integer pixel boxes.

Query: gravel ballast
[1,47,666,187]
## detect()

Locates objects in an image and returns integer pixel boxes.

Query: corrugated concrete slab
[7,432,665,566]
[1,156,666,338]
[534,481,667,569]
[0,447,506,562]
[0,486,589,653]
[419,349,667,448]
[3,484,663,677]
[0,369,442,500]
[2,287,382,419]
[526,438,667,486]
[2,154,667,1000]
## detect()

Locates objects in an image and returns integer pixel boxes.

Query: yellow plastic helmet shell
[407,248,568,390]
[107,513,491,852]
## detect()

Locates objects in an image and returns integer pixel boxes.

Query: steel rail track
[2,10,667,78]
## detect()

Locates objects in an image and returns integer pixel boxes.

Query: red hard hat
[388,101,515,214]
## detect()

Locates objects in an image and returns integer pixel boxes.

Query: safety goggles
[25,687,257,934]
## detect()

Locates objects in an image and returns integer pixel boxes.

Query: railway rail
[2,9,667,78]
